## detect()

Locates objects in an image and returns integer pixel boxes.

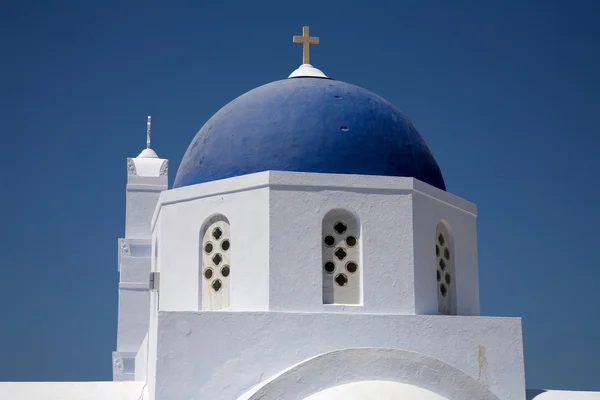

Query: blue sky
[1,0,599,391]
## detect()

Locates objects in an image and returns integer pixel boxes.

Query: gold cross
[293,26,319,65]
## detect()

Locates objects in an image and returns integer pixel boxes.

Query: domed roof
[174,77,446,190]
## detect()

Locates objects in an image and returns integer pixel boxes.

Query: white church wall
[115,290,150,350]
[153,311,526,400]
[412,181,480,316]
[126,166,167,240]
[152,173,270,312]
[142,214,162,400]
[116,254,151,352]
[151,171,478,315]
[126,190,162,239]
[135,333,149,382]
[145,272,160,400]
[268,173,415,313]
[268,172,477,314]
[115,238,152,381]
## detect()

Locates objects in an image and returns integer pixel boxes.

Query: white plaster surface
[153,311,525,400]
[413,185,480,315]
[151,171,478,316]
[267,171,474,314]
[145,214,162,399]
[145,295,159,400]
[115,239,151,381]
[0,382,145,400]
[268,180,415,313]
[126,189,164,240]
[117,279,150,351]
[153,184,270,312]
[126,154,168,239]
[135,333,149,382]
[303,380,449,400]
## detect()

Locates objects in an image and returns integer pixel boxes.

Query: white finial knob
[288,64,328,78]
[137,116,158,158]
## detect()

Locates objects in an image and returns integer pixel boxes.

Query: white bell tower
[113,117,168,381]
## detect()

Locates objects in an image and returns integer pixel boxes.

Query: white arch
[238,348,500,400]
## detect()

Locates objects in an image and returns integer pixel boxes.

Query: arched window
[200,215,231,311]
[436,221,456,315]
[322,209,361,305]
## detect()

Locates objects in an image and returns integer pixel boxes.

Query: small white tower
[113,117,168,381]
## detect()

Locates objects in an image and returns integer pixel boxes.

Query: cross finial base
[288,64,328,79]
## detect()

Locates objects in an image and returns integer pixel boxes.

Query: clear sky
[1,0,599,391]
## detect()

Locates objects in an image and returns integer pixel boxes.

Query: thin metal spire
[146,116,151,149]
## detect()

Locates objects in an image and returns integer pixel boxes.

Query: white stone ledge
[119,282,149,291]
[158,310,520,321]
[152,171,476,229]
[126,183,167,192]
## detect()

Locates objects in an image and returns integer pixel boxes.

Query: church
[1,27,598,400]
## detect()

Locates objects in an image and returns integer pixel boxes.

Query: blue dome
[174,77,446,190]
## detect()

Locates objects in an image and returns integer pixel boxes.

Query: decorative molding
[125,184,166,192]
[127,158,137,176]
[112,352,124,375]
[159,159,169,176]
[120,239,131,258]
